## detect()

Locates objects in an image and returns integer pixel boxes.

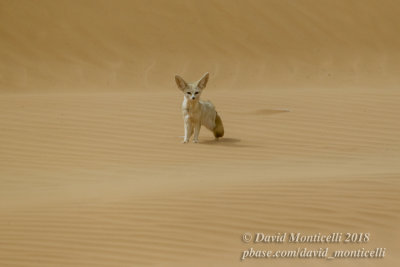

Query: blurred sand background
[1,0,400,266]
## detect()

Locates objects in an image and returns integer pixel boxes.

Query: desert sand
[1,0,400,266]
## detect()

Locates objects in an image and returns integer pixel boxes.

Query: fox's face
[175,73,209,102]
[183,85,202,101]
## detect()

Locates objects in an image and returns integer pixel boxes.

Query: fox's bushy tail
[213,113,224,138]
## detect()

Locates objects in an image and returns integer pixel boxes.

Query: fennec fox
[175,72,224,143]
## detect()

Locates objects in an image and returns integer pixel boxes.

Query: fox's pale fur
[175,72,224,143]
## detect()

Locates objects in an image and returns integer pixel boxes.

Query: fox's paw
[193,139,199,143]
[182,140,189,144]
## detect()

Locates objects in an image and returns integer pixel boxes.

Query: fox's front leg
[183,120,193,143]
[193,122,201,143]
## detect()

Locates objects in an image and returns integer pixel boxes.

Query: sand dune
[1,0,400,92]
[1,89,399,266]
[1,0,400,266]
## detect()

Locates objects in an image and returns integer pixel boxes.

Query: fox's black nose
[191,97,195,100]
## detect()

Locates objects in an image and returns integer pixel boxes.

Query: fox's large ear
[175,75,188,91]
[197,72,209,89]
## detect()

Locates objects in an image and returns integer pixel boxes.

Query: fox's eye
[195,92,199,95]
[186,92,191,95]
